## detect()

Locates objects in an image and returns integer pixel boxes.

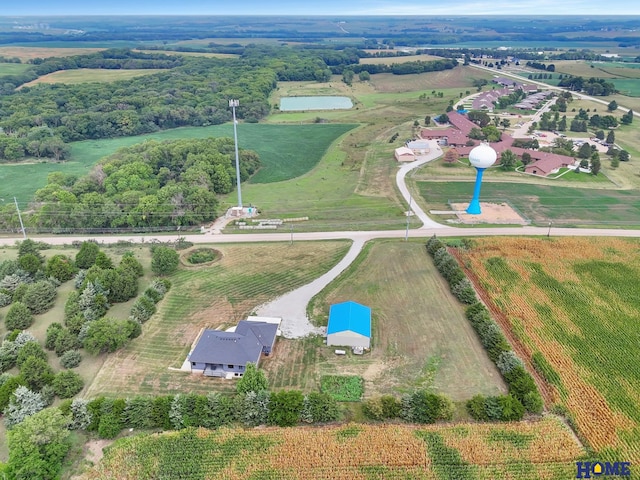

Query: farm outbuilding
[326,301,371,349]
[394,146,416,162]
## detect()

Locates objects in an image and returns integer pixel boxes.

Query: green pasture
[306,240,506,400]
[0,123,356,203]
[611,78,640,97]
[221,122,418,232]
[0,63,30,76]
[417,181,640,227]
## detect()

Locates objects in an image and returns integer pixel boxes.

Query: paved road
[395,143,449,229]
[2,98,639,337]
[3,225,640,249]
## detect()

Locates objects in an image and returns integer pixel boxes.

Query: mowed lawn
[288,241,506,401]
[84,241,351,398]
[417,181,640,227]
[0,123,356,203]
[458,237,640,464]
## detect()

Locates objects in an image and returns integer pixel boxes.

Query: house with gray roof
[189,318,279,378]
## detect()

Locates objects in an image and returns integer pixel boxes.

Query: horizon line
[2,13,640,17]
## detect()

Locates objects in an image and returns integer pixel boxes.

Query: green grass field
[301,240,505,401]
[459,237,640,464]
[0,123,356,203]
[417,180,640,227]
[611,78,640,97]
[0,62,31,76]
[84,241,351,398]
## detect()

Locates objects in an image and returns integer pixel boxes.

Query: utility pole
[290,224,293,245]
[14,197,26,239]
[229,99,242,210]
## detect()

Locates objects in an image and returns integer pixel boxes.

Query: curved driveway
[395,143,449,229]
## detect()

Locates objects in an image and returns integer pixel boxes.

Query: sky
[3,0,639,16]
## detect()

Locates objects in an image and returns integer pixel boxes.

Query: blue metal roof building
[326,301,371,349]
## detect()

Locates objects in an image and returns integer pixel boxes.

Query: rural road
[395,143,449,229]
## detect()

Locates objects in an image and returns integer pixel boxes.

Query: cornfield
[82,418,582,480]
[457,236,640,464]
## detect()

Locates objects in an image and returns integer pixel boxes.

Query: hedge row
[425,236,543,421]
[362,390,454,423]
[61,389,341,439]
[426,236,477,305]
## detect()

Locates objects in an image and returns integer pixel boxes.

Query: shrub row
[362,390,454,423]
[426,236,477,305]
[61,389,340,439]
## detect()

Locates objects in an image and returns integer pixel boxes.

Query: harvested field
[21,68,164,87]
[0,46,105,61]
[361,53,444,65]
[370,66,494,93]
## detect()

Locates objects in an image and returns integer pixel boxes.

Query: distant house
[189,317,280,378]
[394,146,416,162]
[326,301,371,349]
[524,153,574,176]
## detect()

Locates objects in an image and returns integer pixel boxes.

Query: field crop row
[83,418,583,480]
[458,237,640,463]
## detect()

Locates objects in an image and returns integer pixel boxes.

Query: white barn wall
[327,330,370,349]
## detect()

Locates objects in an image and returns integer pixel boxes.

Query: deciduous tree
[6,407,71,480]
[151,246,179,276]
[236,363,268,394]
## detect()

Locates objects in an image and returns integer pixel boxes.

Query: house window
[228,364,234,369]
[191,362,196,366]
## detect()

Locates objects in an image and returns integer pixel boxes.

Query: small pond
[279,96,353,111]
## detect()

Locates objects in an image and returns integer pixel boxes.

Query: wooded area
[9,138,260,231]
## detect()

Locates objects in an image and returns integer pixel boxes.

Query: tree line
[1,138,259,232]
[558,76,617,96]
[0,49,276,162]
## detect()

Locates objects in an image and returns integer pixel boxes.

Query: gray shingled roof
[189,321,278,365]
